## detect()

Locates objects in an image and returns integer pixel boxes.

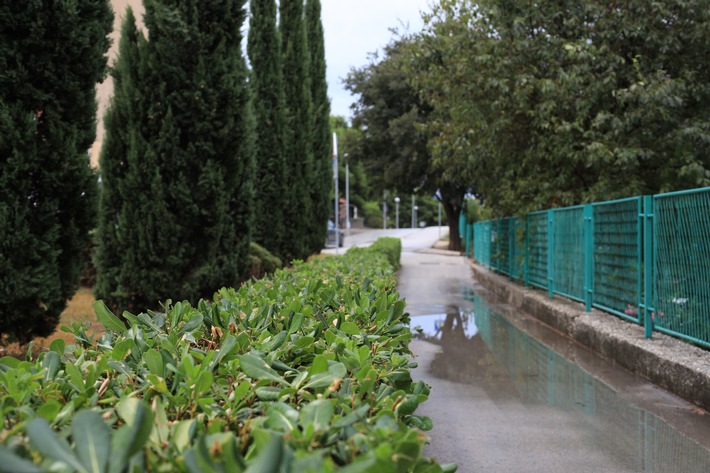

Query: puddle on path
[411,296,710,472]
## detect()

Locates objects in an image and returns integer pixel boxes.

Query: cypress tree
[95,0,255,311]
[248,0,286,258]
[305,0,332,254]
[0,0,112,343]
[280,0,313,261]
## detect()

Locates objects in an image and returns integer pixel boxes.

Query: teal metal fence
[469,186,710,349]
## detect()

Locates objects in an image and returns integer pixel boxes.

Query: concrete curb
[471,263,710,412]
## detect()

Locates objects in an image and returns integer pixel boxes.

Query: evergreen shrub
[247,242,283,279]
[0,238,454,472]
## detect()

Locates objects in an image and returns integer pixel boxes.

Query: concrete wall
[471,263,710,412]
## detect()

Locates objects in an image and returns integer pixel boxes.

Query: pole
[345,161,350,236]
[395,197,400,229]
[411,194,415,228]
[333,133,339,253]
[438,201,442,239]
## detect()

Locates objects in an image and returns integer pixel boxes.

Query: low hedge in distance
[0,239,455,472]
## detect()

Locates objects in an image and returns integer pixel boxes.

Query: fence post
[496,219,502,272]
[509,218,515,280]
[548,209,555,299]
[524,215,530,287]
[584,204,594,312]
[636,198,643,325]
[642,196,655,338]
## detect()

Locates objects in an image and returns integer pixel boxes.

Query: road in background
[321,226,449,255]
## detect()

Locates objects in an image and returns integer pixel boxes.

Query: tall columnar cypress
[94,7,146,308]
[248,0,286,258]
[280,0,313,261]
[95,0,255,312]
[0,1,112,343]
[305,0,332,254]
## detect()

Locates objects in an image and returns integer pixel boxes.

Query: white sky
[321,0,434,120]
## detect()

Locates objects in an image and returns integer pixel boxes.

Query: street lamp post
[411,194,416,228]
[394,197,400,229]
[344,153,350,236]
[414,206,419,228]
[333,133,339,253]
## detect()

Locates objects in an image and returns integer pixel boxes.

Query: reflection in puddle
[411,296,710,472]
[410,304,478,341]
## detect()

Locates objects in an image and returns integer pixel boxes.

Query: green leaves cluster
[1,240,454,472]
[410,0,710,216]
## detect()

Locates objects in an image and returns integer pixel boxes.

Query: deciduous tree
[414,0,710,215]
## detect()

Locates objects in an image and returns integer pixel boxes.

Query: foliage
[94,1,255,312]
[280,0,314,262]
[331,116,370,214]
[305,0,333,255]
[0,0,112,343]
[0,239,455,472]
[345,37,467,250]
[248,0,287,259]
[364,237,402,270]
[414,0,710,216]
[362,201,384,229]
[247,242,283,280]
[463,198,491,224]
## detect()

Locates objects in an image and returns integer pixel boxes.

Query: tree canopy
[412,0,710,216]
[345,37,468,249]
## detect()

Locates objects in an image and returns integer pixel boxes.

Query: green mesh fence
[654,189,710,346]
[592,197,642,322]
[527,211,548,289]
[474,221,492,267]
[470,185,710,349]
[552,206,586,302]
[495,218,512,275]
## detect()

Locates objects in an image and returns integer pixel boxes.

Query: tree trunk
[442,198,462,252]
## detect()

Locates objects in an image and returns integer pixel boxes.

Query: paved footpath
[394,228,647,473]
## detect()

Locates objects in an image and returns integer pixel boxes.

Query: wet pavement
[390,230,710,473]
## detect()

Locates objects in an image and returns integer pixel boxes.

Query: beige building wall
[91,0,145,167]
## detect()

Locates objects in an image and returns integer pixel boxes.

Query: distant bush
[354,236,401,270]
[248,242,283,279]
[362,201,383,228]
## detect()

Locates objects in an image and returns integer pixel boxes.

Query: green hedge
[0,239,454,473]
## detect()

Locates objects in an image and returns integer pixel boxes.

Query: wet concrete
[397,249,710,473]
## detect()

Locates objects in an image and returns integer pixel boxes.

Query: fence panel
[552,206,585,302]
[592,197,642,323]
[527,212,548,290]
[496,218,512,276]
[654,189,710,347]
[474,221,492,267]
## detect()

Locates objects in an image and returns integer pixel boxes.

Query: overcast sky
[321,0,434,120]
